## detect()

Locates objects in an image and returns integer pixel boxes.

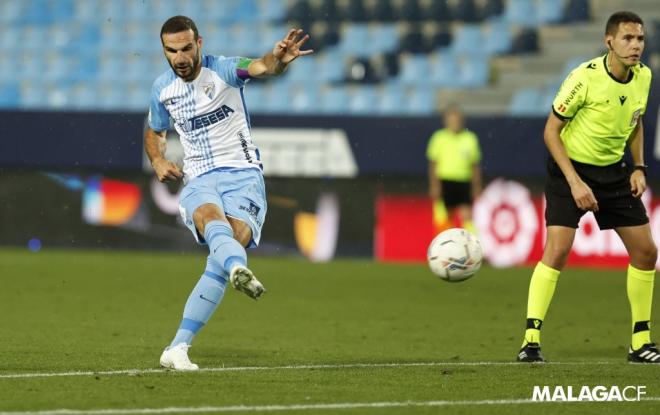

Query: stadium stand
[1,0,657,115]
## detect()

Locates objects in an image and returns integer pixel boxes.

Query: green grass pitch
[0,248,659,414]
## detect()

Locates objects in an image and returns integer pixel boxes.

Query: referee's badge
[630,109,641,127]
[202,82,215,100]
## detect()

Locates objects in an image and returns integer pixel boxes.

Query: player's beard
[170,48,201,82]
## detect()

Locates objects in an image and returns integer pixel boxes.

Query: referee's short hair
[161,16,199,42]
[606,11,644,36]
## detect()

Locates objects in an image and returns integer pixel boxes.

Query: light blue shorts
[178,167,267,248]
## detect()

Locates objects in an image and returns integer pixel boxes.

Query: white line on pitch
[1,397,660,415]
[0,361,619,380]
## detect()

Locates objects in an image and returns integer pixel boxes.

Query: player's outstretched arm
[544,112,598,212]
[144,127,183,182]
[248,28,313,78]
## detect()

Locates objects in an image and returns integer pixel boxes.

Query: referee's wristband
[633,164,648,177]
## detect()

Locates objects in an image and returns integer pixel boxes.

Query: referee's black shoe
[517,342,546,363]
[628,343,660,363]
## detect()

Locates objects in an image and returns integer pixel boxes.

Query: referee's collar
[603,54,634,84]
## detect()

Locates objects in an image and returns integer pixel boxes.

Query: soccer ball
[427,228,483,282]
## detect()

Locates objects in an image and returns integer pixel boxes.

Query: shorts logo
[557,104,567,113]
[239,202,261,226]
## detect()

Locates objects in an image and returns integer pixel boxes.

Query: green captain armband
[236,58,253,80]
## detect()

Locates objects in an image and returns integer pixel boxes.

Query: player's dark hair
[160,15,199,42]
[605,11,643,36]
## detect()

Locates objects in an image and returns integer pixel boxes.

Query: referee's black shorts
[545,158,648,230]
[441,180,472,209]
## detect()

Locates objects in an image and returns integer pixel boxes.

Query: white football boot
[159,343,199,371]
[229,265,266,300]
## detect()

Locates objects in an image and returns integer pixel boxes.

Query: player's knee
[231,224,252,247]
[193,204,224,222]
[193,204,226,234]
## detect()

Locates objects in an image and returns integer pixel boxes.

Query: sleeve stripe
[237,57,252,69]
[552,106,572,121]
[236,58,252,80]
[237,68,250,80]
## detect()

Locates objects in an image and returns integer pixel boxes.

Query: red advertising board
[375,179,659,269]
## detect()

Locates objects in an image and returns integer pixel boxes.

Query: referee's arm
[628,120,647,198]
[428,161,440,200]
[628,119,644,168]
[544,112,599,212]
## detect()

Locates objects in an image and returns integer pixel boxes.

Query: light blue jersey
[148,55,262,180]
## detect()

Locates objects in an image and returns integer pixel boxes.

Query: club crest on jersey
[202,82,215,100]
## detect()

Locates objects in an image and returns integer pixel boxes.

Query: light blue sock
[170,257,228,347]
[204,220,247,274]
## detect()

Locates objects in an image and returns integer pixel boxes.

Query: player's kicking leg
[194,204,266,300]
[230,265,265,299]
[160,196,259,369]
[224,215,265,300]
[161,170,267,370]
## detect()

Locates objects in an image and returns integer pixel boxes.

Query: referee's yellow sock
[433,200,452,232]
[463,219,476,235]
[522,262,560,347]
[627,264,655,350]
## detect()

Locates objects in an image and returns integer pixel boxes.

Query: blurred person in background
[426,104,482,234]
[516,11,659,364]
[144,16,312,370]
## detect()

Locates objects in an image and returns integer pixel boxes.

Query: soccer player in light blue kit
[144,16,313,370]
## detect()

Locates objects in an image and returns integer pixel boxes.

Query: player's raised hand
[570,180,599,211]
[152,158,183,182]
[630,170,646,198]
[273,29,313,64]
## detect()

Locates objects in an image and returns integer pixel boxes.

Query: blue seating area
[508,55,599,116]
[0,0,593,115]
